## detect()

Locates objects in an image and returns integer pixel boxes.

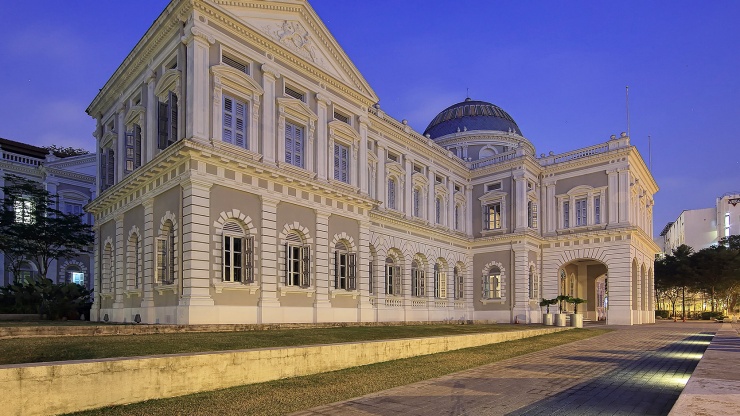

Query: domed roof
[423,98,522,139]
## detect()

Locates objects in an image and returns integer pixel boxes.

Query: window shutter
[158,101,169,149]
[294,126,303,168]
[440,272,446,298]
[531,202,538,228]
[223,96,234,144]
[394,265,401,295]
[284,124,293,165]
[301,245,311,287]
[245,236,254,283]
[100,150,108,189]
[235,100,246,148]
[107,149,115,186]
[134,125,142,168]
[333,144,340,180]
[168,92,178,145]
[284,243,289,285]
[483,274,489,298]
[334,250,339,289]
[348,253,356,290]
[420,271,425,296]
[169,229,176,285]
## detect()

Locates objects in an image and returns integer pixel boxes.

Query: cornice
[369,210,471,246]
[540,147,630,176]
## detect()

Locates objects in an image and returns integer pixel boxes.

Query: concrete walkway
[293,322,718,416]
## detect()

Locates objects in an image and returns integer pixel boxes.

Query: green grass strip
[0,324,524,365]
[68,328,610,416]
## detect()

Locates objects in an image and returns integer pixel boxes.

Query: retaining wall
[0,326,569,416]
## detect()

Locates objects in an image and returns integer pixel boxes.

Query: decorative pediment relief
[412,172,428,187]
[263,20,325,68]
[385,161,404,178]
[567,185,594,196]
[435,183,448,196]
[479,190,507,205]
[277,97,317,122]
[125,105,146,126]
[155,69,181,100]
[211,64,264,97]
[328,119,359,143]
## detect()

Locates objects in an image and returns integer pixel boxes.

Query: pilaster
[145,71,157,164]
[357,221,374,321]
[261,64,280,165]
[183,26,214,141]
[376,145,386,207]
[314,212,331,321]
[607,169,619,225]
[113,214,125,316]
[427,168,435,221]
[404,157,413,217]
[511,244,530,323]
[618,169,631,224]
[259,197,281,321]
[316,94,330,181]
[116,105,126,181]
[465,184,473,234]
[359,116,369,194]
[447,178,454,229]
[514,173,527,231]
[141,199,155,317]
[91,224,101,321]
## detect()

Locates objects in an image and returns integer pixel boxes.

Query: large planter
[542,313,554,326]
[554,313,567,327]
[570,313,583,328]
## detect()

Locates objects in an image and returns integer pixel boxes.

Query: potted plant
[540,298,557,326]
[554,295,570,327]
[567,297,586,328]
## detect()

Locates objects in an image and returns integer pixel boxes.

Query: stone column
[314,212,331,322]
[357,221,373,321]
[427,168,435,221]
[183,27,214,141]
[178,178,215,324]
[259,197,281,322]
[465,184,473,234]
[376,145,386,207]
[447,178,455,228]
[113,214,125,320]
[316,94,330,181]
[359,116,369,194]
[514,173,527,231]
[404,157,413,217]
[141,199,155,323]
[607,169,619,225]
[116,105,126,181]
[618,169,631,224]
[544,180,556,234]
[511,243,530,323]
[261,64,281,165]
[145,71,157,164]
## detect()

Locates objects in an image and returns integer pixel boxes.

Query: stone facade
[86,0,659,325]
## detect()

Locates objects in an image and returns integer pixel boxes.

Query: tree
[41,145,90,158]
[0,174,94,281]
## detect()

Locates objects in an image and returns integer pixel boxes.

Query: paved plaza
[294,322,720,416]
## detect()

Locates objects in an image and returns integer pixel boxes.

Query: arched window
[157,220,176,285]
[223,221,254,283]
[411,260,425,297]
[454,266,464,299]
[66,266,85,286]
[483,266,501,299]
[434,263,447,298]
[385,256,401,295]
[285,232,310,287]
[16,261,37,284]
[387,178,397,210]
[333,241,356,290]
[127,233,141,289]
[102,243,114,292]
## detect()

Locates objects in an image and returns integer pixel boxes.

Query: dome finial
[465,87,471,101]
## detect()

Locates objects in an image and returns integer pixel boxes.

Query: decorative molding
[262,20,325,67]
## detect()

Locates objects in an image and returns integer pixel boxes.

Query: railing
[434,300,448,308]
[1,152,43,166]
[410,299,427,308]
[469,150,518,169]
[454,301,466,309]
[538,137,629,166]
[385,298,402,307]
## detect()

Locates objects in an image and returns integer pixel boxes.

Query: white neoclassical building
[86,0,659,326]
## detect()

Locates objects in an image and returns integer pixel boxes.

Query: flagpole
[626,86,630,138]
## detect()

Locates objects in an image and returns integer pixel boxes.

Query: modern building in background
[0,138,96,286]
[657,193,740,254]
[86,0,658,326]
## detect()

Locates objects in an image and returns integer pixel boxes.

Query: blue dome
[423,99,522,139]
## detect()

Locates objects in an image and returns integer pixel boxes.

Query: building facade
[658,193,740,254]
[86,0,658,326]
[0,138,96,286]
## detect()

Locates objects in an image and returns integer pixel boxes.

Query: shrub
[655,310,670,319]
[700,311,724,320]
[0,277,91,319]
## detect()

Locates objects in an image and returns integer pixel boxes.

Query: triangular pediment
[208,0,378,104]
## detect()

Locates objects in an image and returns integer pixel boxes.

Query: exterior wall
[85,0,659,326]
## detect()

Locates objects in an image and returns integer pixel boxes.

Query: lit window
[484,203,501,230]
[285,233,310,287]
[333,242,356,290]
[411,260,425,297]
[385,257,401,295]
[434,263,447,299]
[484,267,501,299]
[14,200,33,224]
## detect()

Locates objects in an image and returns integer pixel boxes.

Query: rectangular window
[334,251,357,290]
[222,54,249,74]
[576,198,587,226]
[528,201,538,228]
[285,244,310,287]
[124,124,142,173]
[563,201,570,228]
[484,273,501,299]
[223,95,248,149]
[14,200,33,224]
[486,182,502,192]
[333,111,350,124]
[454,205,460,230]
[158,92,178,149]
[285,121,305,168]
[484,203,502,230]
[411,268,425,297]
[455,268,464,299]
[594,196,601,224]
[333,142,350,183]
[70,272,85,286]
[223,235,244,282]
[285,85,305,102]
[434,268,447,298]
[386,263,401,295]
[156,238,169,284]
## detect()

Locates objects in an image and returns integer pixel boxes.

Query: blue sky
[1,1,738,236]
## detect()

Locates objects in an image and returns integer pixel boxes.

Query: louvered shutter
[134,125,142,168]
[334,251,339,289]
[245,236,254,283]
[333,144,340,180]
[222,234,231,282]
[158,101,169,149]
[285,124,293,165]
[440,272,447,298]
[168,92,178,145]
[294,126,303,168]
[483,274,489,299]
[106,149,115,186]
[341,145,349,183]
[223,96,234,144]
[348,253,356,290]
[394,266,401,295]
[301,245,311,287]
[100,150,107,189]
[420,270,425,296]
[169,229,176,284]
[235,100,246,148]
[284,243,290,285]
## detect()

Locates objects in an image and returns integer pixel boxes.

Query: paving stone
[292,322,717,416]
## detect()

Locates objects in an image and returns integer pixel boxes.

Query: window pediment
[479,190,507,205]
[328,119,360,143]
[125,105,146,126]
[211,64,264,97]
[412,172,427,186]
[102,131,117,146]
[566,185,594,196]
[277,97,317,123]
[385,160,404,177]
[435,183,447,196]
[155,69,181,100]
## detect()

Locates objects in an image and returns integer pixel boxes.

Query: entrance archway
[558,258,608,323]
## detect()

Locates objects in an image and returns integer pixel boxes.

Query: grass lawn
[0,324,528,365]
[68,328,610,416]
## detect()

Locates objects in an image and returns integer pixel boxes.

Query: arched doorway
[558,258,608,323]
